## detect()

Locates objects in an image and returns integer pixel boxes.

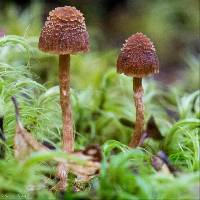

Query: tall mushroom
[117,33,159,147]
[38,6,89,190]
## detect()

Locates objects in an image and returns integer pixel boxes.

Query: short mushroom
[38,6,89,190]
[117,32,159,147]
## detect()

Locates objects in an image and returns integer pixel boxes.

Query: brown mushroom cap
[117,33,159,77]
[38,6,89,55]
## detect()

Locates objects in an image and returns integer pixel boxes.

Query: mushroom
[39,6,89,153]
[38,6,89,190]
[117,33,159,147]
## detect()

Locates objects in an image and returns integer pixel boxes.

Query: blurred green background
[0,0,199,146]
[0,0,199,87]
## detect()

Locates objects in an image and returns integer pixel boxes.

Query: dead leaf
[70,145,101,179]
[12,96,48,160]
[12,97,102,191]
[0,117,6,159]
[138,132,148,146]
[146,116,163,140]
[152,151,178,176]
[53,145,102,191]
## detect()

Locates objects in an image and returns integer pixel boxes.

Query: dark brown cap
[117,33,159,77]
[38,6,89,55]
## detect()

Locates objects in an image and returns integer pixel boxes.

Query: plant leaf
[152,151,178,176]
[12,96,48,160]
[0,117,6,159]
[146,116,164,140]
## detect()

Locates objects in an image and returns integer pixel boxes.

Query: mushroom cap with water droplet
[117,33,159,77]
[38,6,89,55]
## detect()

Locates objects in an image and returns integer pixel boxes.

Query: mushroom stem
[59,54,74,153]
[56,54,73,191]
[129,77,144,147]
